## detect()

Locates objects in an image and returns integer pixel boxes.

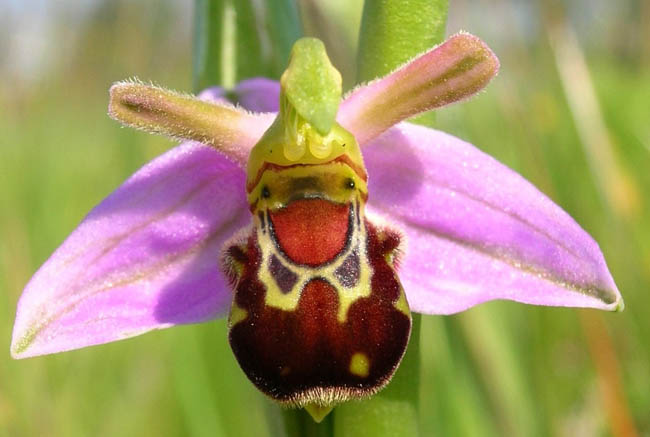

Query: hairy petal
[11,143,250,358]
[109,81,274,166]
[340,33,499,145]
[364,123,622,314]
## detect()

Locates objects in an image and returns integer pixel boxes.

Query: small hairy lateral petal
[339,32,499,145]
[109,80,273,166]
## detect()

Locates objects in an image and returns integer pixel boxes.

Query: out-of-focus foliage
[1,0,648,435]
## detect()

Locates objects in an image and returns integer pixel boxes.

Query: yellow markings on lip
[258,246,373,323]
[335,271,371,323]
[349,352,370,378]
[256,205,373,323]
[259,261,303,311]
[394,286,411,317]
[228,301,248,327]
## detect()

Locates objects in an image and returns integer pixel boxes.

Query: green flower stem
[334,1,449,434]
[193,0,301,91]
[357,0,449,83]
[356,0,449,127]
[193,0,230,90]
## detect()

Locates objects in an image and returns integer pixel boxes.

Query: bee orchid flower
[11,34,622,420]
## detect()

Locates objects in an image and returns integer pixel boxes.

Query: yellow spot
[228,302,248,327]
[304,403,334,423]
[394,287,410,317]
[349,352,370,378]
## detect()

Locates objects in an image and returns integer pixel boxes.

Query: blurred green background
[1,0,649,435]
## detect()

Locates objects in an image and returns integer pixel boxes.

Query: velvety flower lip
[11,33,622,359]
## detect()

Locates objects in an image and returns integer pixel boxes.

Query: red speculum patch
[269,199,350,266]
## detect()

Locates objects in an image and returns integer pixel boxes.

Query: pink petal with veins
[364,123,622,314]
[11,142,250,358]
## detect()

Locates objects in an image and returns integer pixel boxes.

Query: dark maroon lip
[227,217,411,406]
